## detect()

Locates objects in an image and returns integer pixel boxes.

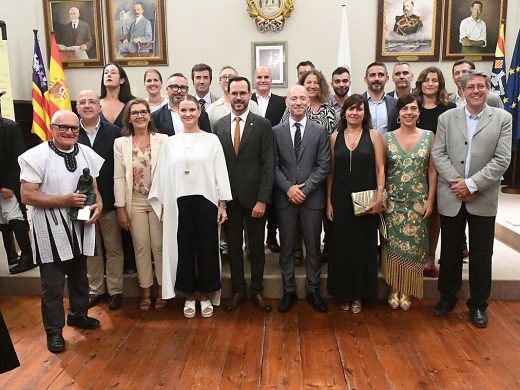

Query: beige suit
[433,105,512,217]
[114,132,167,288]
[432,104,511,310]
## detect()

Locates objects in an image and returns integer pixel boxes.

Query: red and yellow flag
[31,30,51,141]
[48,33,71,120]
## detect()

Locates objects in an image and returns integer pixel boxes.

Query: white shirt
[367,94,389,134]
[459,16,487,47]
[463,107,483,193]
[195,92,211,112]
[71,20,79,29]
[135,15,143,25]
[168,104,184,133]
[255,92,271,117]
[80,117,101,145]
[230,110,250,147]
[288,116,308,145]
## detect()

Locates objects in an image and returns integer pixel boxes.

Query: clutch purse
[351,189,388,239]
[351,189,387,216]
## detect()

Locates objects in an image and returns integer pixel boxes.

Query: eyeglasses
[219,75,235,81]
[166,84,188,92]
[52,123,80,133]
[77,99,100,107]
[465,83,488,91]
[130,110,149,117]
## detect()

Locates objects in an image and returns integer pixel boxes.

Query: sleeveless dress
[382,130,433,298]
[327,130,379,302]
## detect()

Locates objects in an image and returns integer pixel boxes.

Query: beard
[333,87,349,98]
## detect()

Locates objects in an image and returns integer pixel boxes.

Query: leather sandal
[184,300,196,319]
[388,290,400,310]
[200,299,214,318]
[339,302,350,311]
[400,294,412,311]
[140,297,152,312]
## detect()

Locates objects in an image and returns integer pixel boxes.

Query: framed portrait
[42,0,105,68]
[105,0,167,66]
[443,0,507,61]
[376,0,442,62]
[251,41,287,87]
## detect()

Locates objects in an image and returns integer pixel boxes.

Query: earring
[397,117,401,123]
[417,118,420,124]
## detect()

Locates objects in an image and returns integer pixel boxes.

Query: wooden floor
[1,297,520,389]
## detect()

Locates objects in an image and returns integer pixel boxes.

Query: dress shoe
[469,308,488,328]
[67,315,101,330]
[9,255,36,275]
[294,250,303,266]
[8,256,20,266]
[306,292,328,313]
[251,293,272,312]
[266,236,280,253]
[433,300,456,317]
[47,334,65,353]
[88,293,106,308]
[225,292,245,312]
[109,294,123,310]
[279,292,298,312]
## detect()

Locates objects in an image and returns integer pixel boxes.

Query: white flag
[337,4,352,70]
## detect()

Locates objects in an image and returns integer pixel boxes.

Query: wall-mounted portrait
[105,0,167,66]
[376,0,441,62]
[252,42,287,87]
[443,0,507,61]
[43,0,105,68]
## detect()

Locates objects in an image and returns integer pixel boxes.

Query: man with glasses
[208,66,261,127]
[18,110,104,353]
[432,71,511,328]
[153,73,211,135]
[76,90,125,310]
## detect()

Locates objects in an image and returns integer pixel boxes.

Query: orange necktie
[233,117,241,155]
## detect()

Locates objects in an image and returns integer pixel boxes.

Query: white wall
[3,0,520,102]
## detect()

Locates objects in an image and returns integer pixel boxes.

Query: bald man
[19,110,104,353]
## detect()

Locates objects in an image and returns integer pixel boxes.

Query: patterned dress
[382,130,433,298]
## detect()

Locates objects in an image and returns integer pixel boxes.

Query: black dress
[0,310,20,374]
[418,102,456,133]
[327,130,379,302]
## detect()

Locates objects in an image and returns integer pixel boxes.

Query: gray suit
[432,104,511,309]
[448,91,504,109]
[273,119,330,293]
[120,16,152,54]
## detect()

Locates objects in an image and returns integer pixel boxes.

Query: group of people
[0,58,511,355]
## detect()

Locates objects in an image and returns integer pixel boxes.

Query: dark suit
[363,92,398,132]
[214,112,274,294]
[152,104,211,136]
[433,105,512,310]
[252,92,286,241]
[272,119,330,293]
[59,20,94,57]
[78,120,121,212]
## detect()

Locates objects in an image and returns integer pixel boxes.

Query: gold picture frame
[105,0,168,67]
[42,0,105,68]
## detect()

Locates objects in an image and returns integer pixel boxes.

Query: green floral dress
[382,130,433,298]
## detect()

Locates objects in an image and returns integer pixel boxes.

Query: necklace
[48,141,79,172]
[180,131,201,175]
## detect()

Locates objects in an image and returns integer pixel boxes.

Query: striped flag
[491,23,506,101]
[504,28,520,152]
[48,33,71,119]
[31,30,51,141]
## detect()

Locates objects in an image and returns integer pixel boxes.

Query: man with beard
[387,62,414,100]
[214,77,274,313]
[329,66,351,118]
[393,0,423,36]
[362,62,397,134]
[153,73,211,134]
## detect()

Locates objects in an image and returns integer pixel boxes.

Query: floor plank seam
[332,317,351,390]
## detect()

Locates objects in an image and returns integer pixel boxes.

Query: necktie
[199,98,206,113]
[233,117,241,155]
[294,122,302,159]
[73,22,77,29]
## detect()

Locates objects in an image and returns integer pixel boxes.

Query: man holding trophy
[18,110,104,354]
